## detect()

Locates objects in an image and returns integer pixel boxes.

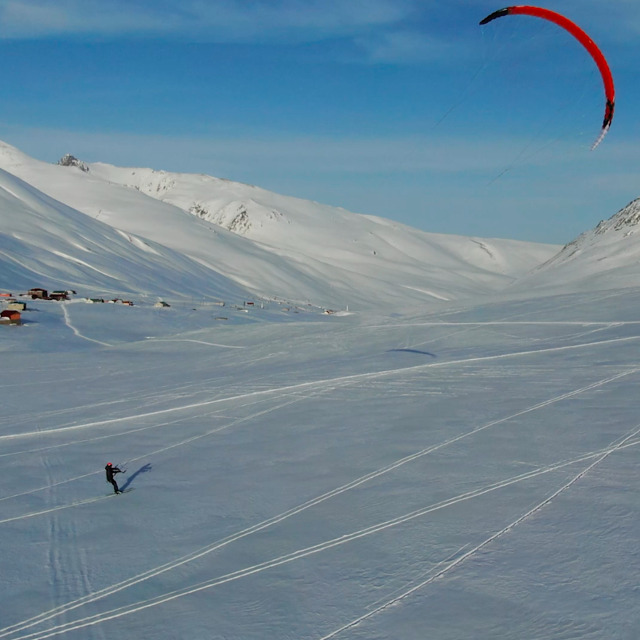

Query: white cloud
[0,0,422,41]
[353,30,456,64]
[498,0,640,44]
[0,1,164,37]
[0,122,615,177]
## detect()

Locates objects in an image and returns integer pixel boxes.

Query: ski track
[0,408,229,459]
[318,424,640,640]
[402,322,621,362]
[0,494,116,524]
[0,390,319,505]
[143,338,246,349]
[2,332,639,442]
[2,436,638,640]
[1,365,636,505]
[0,368,638,638]
[61,305,112,347]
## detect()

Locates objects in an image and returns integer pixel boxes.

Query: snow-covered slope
[510,198,640,296]
[0,141,558,311]
[85,157,560,302]
[0,167,251,301]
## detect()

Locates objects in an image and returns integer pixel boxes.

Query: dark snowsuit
[105,465,123,494]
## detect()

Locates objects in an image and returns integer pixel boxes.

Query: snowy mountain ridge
[594,197,640,234]
[510,197,640,296]
[74,159,305,238]
[557,197,640,261]
[0,140,559,311]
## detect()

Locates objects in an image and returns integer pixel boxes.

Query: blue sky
[0,0,638,244]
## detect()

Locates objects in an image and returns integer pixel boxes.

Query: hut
[7,301,27,311]
[0,310,21,325]
[29,288,48,299]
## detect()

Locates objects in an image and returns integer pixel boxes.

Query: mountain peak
[594,198,640,235]
[57,154,90,173]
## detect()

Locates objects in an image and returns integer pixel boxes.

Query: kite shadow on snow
[388,348,437,358]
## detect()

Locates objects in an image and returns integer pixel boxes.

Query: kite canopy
[480,5,615,149]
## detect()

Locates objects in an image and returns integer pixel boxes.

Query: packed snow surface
[2,290,639,640]
[1,140,639,639]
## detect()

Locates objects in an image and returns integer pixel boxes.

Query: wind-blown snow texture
[1,140,639,640]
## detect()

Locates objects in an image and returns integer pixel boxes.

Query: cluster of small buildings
[2,285,313,327]
[1,286,172,326]
[1,287,135,326]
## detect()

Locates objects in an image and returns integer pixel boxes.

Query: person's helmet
[106,462,112,466]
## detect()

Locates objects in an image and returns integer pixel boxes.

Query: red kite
[480,5,615,149]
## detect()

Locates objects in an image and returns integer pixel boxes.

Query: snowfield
[1,140,639,639]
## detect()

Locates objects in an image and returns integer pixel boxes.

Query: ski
[107,488,134,496]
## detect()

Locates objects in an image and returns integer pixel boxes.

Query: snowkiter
[105,462,123,494]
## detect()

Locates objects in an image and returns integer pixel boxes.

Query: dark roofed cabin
[0,310,21,324]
